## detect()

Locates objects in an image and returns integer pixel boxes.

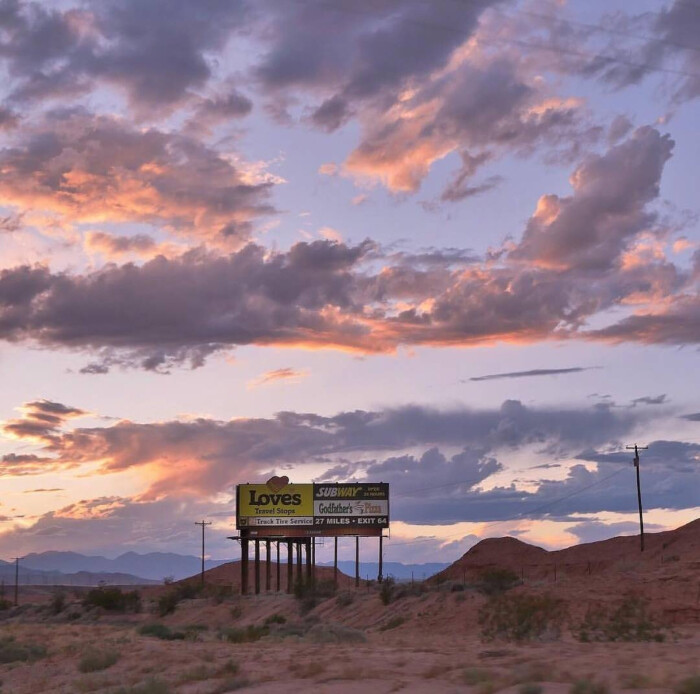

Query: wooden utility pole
[14,557,19,606]
[626,444,648,552]
[194,520,212,585]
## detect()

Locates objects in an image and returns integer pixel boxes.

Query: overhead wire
[383,466,628,548]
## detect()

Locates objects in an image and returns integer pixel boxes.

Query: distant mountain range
[13,551,229,582]
[0,551,449,586]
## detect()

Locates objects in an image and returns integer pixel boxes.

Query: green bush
[50,590,66,615]
[379,616,406,631]
[83,587,141,613]
[519,684,543,694]
[114,678,171,694]
[156,582,203,617]
[570,679,609,694]
[305,622,366,644]
[577,596,666,642]
[78,648,120,673]
[0,598,11,611]
[477,568,521,596]
[336,591,354,607]
[138,623,185,641]
[675,676,700,694]
[379,577,395,605]
[479,592,565,642]
[0,636,47,664]
[218,625,269,643]
[264,613,286,625]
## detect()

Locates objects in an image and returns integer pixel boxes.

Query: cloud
[469,367,592,382]
[511,127,674,271]
[1,399,87,444]
[1,0,248,114]
[0,108,275,246]
[631,394,667,407]
[0,397,646,499]
[681,413,700,422]
[0,128,694,369]
[247,367,309,389]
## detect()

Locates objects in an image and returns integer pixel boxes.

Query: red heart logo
[266,475,289,492]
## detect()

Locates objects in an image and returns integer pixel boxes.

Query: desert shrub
[114,678,171,694]
[305,622,366,644]
[619,673,652,689]
[379,616,406,631]
[78,648,120,673]
[138,623,185,641]
[479,593,565,642]
[570,678,609,694]
[478,568,521,596]
[156,582,203,617]
[218,625,269,643]
[220,660,240,676]
[519,684,543,694]
[463,668,492,685]
[577,595,666,642]
[50,590,66,615]
[83,587,141,613]
[336,591,354,607]
[0,636,47,664]
[210,678,250,693]
[0,598,11,611]
[675,676,700,694]
[264,613,286,626]
[379,576,395,605]
[230,604,243,619]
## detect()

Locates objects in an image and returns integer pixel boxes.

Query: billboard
[236,479,389,537]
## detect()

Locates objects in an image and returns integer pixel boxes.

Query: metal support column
[378,534,383,583]
[240,539,249,595]
[265,539,271,591]
[305,538,312,585]
[333,537,338,589]
[276,541,280,592]
[355,536,359,588]
[296,540,302,585]
[254,540,260,595]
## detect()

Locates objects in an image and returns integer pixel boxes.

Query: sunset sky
[0,0,698,567]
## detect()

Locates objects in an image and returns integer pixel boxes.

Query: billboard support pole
[276,541,280,592]
[311,537,316,586]
[287,540,293,594]
[334,537,338,588]
[355,536,359,588]
[240,538,249,595]
[265,539,271,591]
[378,534,383,583]
[296,540,302,585]
[305,538,312,585]
[254,540,260,595]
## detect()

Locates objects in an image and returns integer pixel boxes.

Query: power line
[384,467,627,549]
[296,0,700,81]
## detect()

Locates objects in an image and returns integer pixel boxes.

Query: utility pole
[194,521,212,585]
[14,557,19,606]
[626,444,648,552]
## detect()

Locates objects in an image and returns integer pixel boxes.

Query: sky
[0,0,698,567]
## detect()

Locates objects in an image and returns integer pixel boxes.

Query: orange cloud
[247,367,309,389]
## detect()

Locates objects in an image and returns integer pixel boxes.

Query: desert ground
[0,521,698,694]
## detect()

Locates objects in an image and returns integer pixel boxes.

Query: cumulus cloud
[0,108,275,246]
[1,0,247,114]
[0,126,694,369]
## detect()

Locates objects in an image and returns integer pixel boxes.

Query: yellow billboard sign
[237,482,313,521]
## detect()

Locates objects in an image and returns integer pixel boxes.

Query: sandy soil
[0,522,697,693]
[0,585,698,694]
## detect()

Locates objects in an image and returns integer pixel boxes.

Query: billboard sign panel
[236,480,389,536]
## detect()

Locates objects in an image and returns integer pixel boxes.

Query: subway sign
[236,479,389,536]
